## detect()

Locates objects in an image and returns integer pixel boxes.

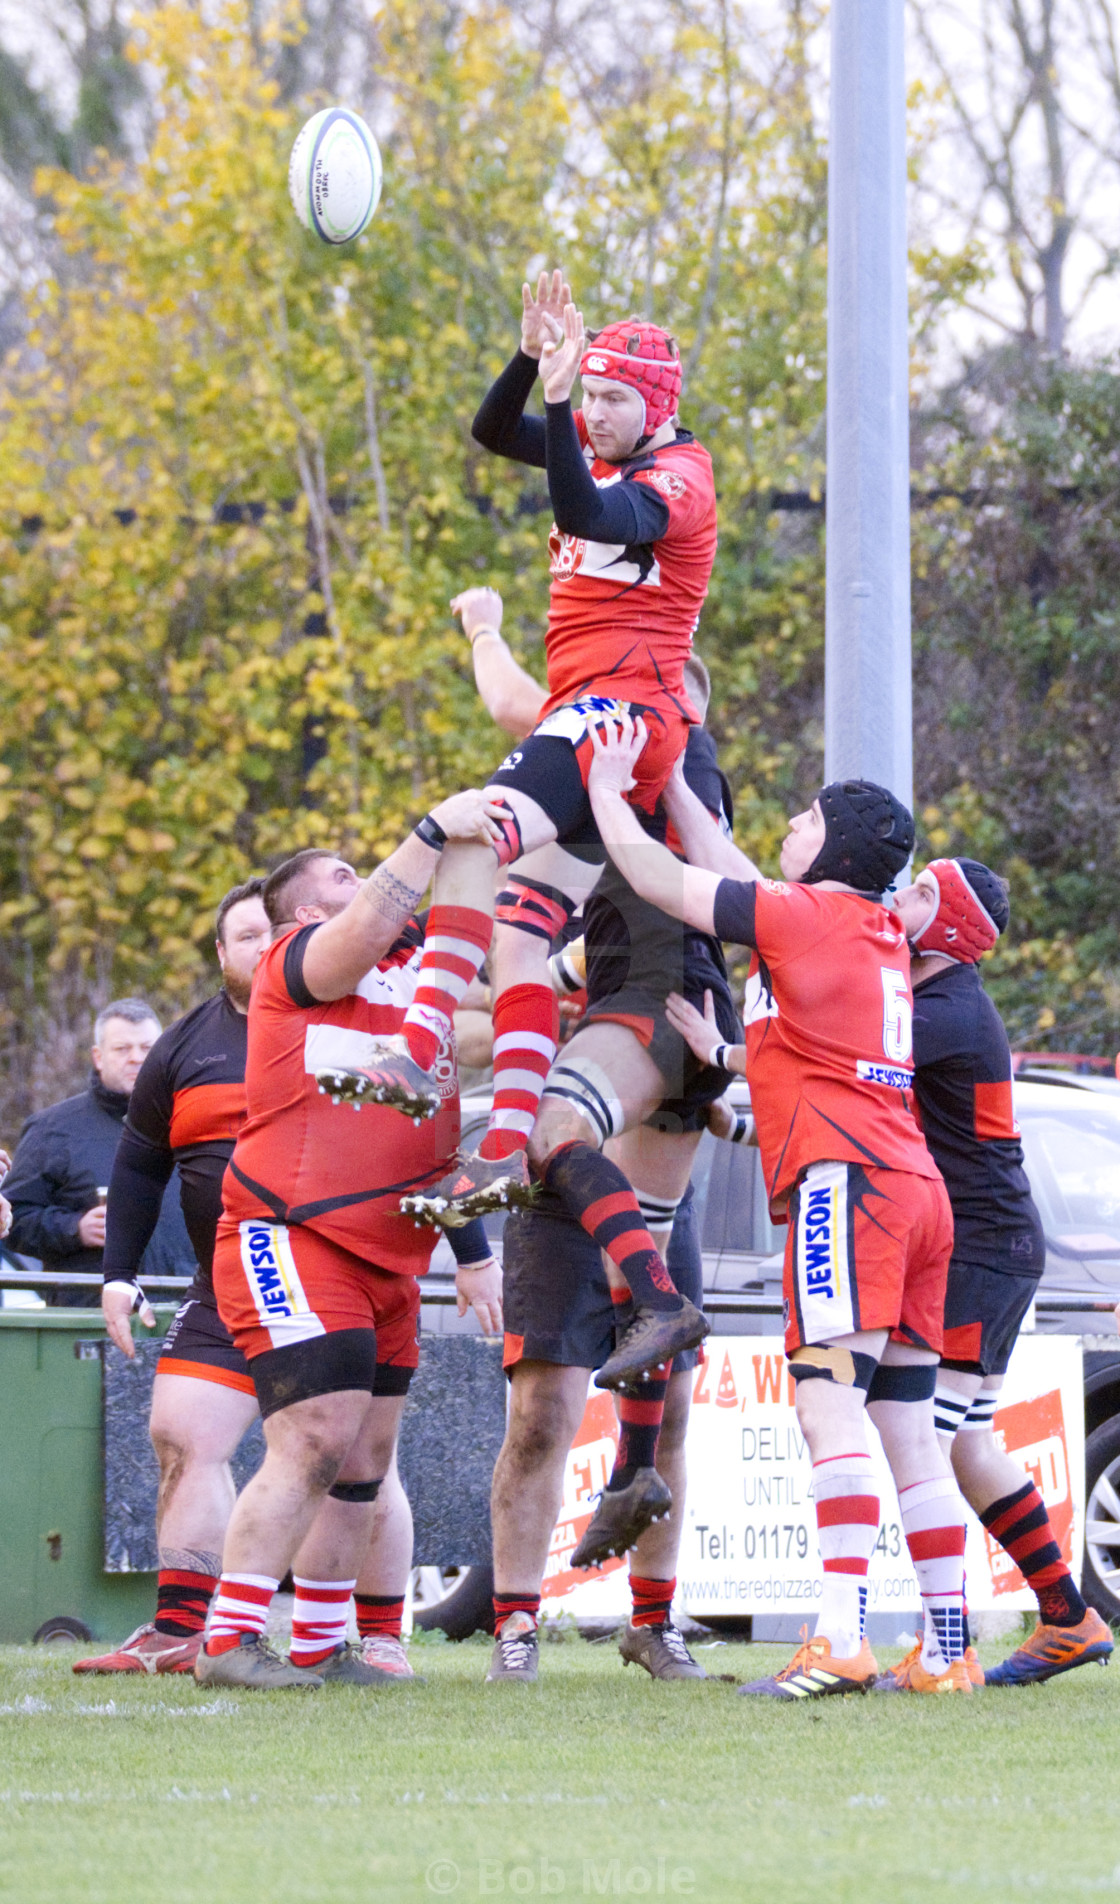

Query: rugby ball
[288,107,382,245]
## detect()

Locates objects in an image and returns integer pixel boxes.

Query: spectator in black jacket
[5,997,195,1305]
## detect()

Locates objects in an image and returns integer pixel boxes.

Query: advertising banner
[541,1333,1085,1622]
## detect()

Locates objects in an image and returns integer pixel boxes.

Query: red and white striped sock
[204,1572,279,1656]
[479,982,559,1160]
[403,905,492,1072]
[898,1474,967,1671]
[290,1576,356,1667]
[812,1451,879,1659]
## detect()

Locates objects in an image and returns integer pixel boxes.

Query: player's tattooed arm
[299,792,506,1002]
[360,866,424,927]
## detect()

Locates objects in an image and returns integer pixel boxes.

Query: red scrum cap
[580,320,682,435]
[910,857,1008,963]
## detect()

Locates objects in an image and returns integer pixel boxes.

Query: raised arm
[662,755,764,881]
[470,270,574,467]
[299,791,505,1002]
[586,716,721,934]
[451,586,546,739]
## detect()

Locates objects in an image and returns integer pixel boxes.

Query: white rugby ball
[288,107,382,245]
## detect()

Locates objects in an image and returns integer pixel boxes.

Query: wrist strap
[413,813,448,852]
[729,1112,751,1145]
[468,626,503,647]
[711,1042,732,1073]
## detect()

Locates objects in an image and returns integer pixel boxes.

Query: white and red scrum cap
[910,857,1008,963]
[580,320,682,433]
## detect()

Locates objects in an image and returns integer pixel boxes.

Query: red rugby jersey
[712,879,941,1213]
[222,923,460,1272]
[541,417,717,719]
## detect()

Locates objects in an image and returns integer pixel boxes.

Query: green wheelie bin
[0,1307,161,1644]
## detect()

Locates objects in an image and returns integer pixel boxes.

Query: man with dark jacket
[5,997,194,1305]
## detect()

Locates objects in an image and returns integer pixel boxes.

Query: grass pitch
[0,1629,1116,1904]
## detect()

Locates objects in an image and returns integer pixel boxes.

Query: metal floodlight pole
[824,0,913,810]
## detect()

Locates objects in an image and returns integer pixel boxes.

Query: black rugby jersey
[103,989,248,1292]
[912,961,1045,1275]
[584,725,732,1007]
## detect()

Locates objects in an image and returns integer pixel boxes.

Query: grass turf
[0,1630,1116,1904]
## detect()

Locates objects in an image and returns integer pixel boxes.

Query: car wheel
[33,1615,93,1644]
[1082,1416,1120,1624]
[412,1563,494,1640]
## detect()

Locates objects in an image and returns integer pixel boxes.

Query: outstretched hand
[521,268,573,360]
[539,300,586,405]
[665,988,722,1066]
[586,710,649,799]
[431,789,511,848]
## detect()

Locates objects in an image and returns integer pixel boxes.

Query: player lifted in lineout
[436,584,733,1676]
[891,858,1112,1689]
[588,715,976,1697]
[318,271,718,1378]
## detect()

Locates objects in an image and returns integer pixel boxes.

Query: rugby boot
[570,1469,673,1569]
[619,1619,707,1681]
[360,1634,422,1680]
[314,1642,414,1685]
[595,1298,709,1391]
[874,1640,974,1694]
[964,1645,986,1688]
[401,1149,536,1228]
[73,1623,201,1676]
[194,1633,324,1690]
[984,1608,1113,1687]
[485,1611,539,1683]
[316,1036,440,1122]
[738,1627,879,1699]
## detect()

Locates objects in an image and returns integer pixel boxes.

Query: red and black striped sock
[154,1568,217,1637]
[492,1590,541,1635]
[607,1362,670,1491]
[542,1143,680,1312]
[354,1594,405,1641]
[980,1481,1087,1626]
[630,1575,675,1629]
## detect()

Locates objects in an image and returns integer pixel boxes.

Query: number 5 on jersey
[880,968,913,1065]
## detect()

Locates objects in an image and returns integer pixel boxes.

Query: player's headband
[802,780,914,896]
[908,858,1005,963]
[580,320,682,437]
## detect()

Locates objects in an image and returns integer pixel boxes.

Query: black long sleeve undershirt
[471,349,547,466]
[472,348,671,546]
[543,399,670,544]
[102,1125,175,1287]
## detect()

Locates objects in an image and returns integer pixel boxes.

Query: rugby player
[433,586,731,1675]
[888,857,1113,1688]
[322,273,718,1376]
[588,717,975,1697]
[197,798,505,1689]
[74,881,271,1675]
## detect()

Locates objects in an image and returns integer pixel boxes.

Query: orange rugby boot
[984,1608,1113,1687]
[738,1626,879,1700]
[874,1640,974,1694]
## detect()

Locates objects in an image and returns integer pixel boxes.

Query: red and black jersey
[222,921,460,1273]
[912,961,1045,1274]
[471,349,717,726]
[541,416,718,720]
[712,879,940,1214]
[103,989,248,1291]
